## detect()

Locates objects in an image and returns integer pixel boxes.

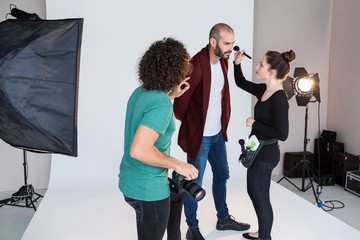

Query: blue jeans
[184,131,230,228]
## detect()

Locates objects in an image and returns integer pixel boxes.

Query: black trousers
[167,192,184,240]
[124,192,183,240]
[247,144,279,240]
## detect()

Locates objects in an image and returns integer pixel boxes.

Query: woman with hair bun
[233,49,296,240]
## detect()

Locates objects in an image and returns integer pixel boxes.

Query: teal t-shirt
[119,86,175,201]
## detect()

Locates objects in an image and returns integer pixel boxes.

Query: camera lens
[183,181,206,201]
[192,188,206,201]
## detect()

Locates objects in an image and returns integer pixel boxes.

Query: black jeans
[167,192,184,240]
[247,144,279,240]
[124,193,183,240]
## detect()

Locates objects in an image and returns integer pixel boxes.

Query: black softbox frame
[0,18,83,157]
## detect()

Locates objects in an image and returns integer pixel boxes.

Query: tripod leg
[28,196,37,211]
[277,159,306,191]
[32,191,44,203]
[304,161,321,206]
[278,158,304,182]
[0,198,11,208]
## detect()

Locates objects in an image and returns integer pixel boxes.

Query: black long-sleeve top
[234,63,289,141]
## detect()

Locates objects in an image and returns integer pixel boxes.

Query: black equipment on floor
[313,129,345,185]
[334,152,360,187]
[0,150,43,211]
[314,138,344,173]
[345,170,360,197]
[283,151,314,178]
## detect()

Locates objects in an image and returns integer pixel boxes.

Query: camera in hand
[169,171,206,201]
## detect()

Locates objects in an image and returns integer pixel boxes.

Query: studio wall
[21,1,253,239]
[254,0,333,174]
[45,0,253,189]
[327,0,360,156]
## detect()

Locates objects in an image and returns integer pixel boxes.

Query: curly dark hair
[138,37,191,92]
[266,50,296,80]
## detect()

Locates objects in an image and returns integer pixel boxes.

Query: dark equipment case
[345,170,360,197]
[313,137,345,185]
[334,152,360,187]
[283,152,314,178]
[313,138,344,174]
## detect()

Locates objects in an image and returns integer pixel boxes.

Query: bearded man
[174,23,250,240]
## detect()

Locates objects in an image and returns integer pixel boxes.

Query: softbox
[0,18,83,157]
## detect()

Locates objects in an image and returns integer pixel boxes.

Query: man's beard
[214,44,231,59]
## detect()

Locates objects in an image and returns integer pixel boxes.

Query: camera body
[169,171,206,201]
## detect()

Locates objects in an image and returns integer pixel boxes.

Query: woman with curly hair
[233,49,296,240]
[119,37,198,240]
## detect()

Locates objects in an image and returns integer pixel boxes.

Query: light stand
[0,6,81,210]
[278,67,323,206]
[0,150,43,211]
[278,105,315,192]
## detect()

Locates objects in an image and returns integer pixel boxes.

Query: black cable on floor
[320,199,345,212]
[313,103,345,212]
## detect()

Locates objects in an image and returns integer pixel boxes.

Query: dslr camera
[169,171,206,201]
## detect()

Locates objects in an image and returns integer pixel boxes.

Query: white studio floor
[20,175,360,240]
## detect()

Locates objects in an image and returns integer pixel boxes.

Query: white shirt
[203,61,224,136]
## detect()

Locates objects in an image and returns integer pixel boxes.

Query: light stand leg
[0,150,43,211]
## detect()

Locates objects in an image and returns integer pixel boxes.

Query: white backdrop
[45,0,253,189]
[22,1,254,239]
[21,2,360,240]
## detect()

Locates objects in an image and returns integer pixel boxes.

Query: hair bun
[282,50,296,63]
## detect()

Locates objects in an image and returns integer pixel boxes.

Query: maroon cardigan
[173,45,231,161]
